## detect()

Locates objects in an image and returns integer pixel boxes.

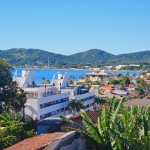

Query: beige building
[85,71,110,82]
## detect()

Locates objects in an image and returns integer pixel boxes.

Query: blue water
[119,71,141,76]
[13,69,141,84]
[13,69,93,84]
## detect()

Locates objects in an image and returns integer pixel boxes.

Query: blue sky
[0,1,150,55]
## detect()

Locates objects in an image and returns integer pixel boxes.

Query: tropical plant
[60,97,150,150]
[92,81,100,85]
[119,76,130,85]
[60,97,126,150]
[0,112,22,126]
[137,84,144,96]
[79,75,85,80]
[0,112,36,149]
[68,99,83,115]
[110,79,120,85]
[69,79,74,84]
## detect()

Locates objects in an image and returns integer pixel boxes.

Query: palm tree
[68,99,83,115]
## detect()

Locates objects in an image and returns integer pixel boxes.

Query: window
[40,97,69,109]
[47,112,51,117]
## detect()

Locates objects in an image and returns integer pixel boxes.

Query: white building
[52,72,95,111]
[13,69,95,120]
[85,70,110,82]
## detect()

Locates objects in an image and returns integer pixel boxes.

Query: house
[111,89,128,96]
[13,69,95,120]
[109,73,123,80]
[5,132,66,150]
[124,99,150,109]
[61,110,101,129]
[5,132,87,150]
[146,70,150,76]
[85,70,110,82]
[101,84,115,93]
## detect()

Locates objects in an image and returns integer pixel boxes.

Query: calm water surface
[13,69,93,84]
[13,69,141,84]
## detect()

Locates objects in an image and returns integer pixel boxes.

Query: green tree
[68,99,83,115]
[0,81,27,115]
[0,113,36,149]
[137,85,144,96]
[69,79,74,84]
[79,75,85,80]
[119,76,130,85]
[94,97,106,104]
[11,89,27,122]
[110,79,120,84]
[0,59,13,88]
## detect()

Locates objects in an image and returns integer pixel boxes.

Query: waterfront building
[13,69,95,120]
[85,70,110,82]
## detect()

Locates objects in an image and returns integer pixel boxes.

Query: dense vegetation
[1,48,150,68]
[60,97,150,150]
[0,59,36,150]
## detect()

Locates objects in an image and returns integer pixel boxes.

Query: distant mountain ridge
[0,48,150,67]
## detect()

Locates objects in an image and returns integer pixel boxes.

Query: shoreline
[14,68,94,71]
[14,68,142,73]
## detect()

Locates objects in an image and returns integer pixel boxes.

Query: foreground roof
[5,133,66,150]
[70,110,100,123]
[124,99,150,108]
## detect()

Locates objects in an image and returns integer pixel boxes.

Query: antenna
[48,57,50,69]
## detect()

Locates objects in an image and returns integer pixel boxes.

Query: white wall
[24,98,38,119]
[71,91,94,100]
[24,92,70,119]
[37,92,70,117]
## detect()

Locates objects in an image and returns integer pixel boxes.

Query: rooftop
[86,71,110,76]
[111,90,128,95]
[70,110,100,123]
[124,99,150,108]
[5,132,66,150]
[101,84,115,90]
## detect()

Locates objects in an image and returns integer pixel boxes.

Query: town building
[13,69,95,120]
[5,132,86,150]
[85,70,110,82]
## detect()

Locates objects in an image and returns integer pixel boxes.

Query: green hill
[0,48,150,67]
[68,49,114,64]
[0,48,68,66]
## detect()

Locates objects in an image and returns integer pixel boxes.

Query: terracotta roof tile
[5,132,66,150]
[101,84,115,90]
[70,110,100,123]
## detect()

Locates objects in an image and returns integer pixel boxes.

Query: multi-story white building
[13,69,95,120]
[52,73,95,111]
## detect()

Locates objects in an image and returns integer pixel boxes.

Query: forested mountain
[0,48,150,67]
[68,49,114,64]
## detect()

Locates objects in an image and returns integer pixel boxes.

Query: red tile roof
[5,132,66,150]
[70,110,100,123]
[101,84,115,90]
